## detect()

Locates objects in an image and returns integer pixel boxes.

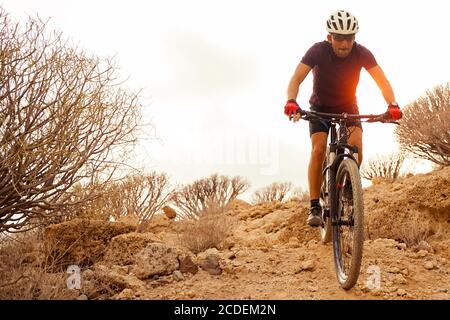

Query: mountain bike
[298,109,399,289]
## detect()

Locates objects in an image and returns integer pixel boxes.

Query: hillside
[1,167,449,300]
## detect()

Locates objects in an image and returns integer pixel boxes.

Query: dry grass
[393,217,431,248]
[0,232,76,300]
[178,213,236,254]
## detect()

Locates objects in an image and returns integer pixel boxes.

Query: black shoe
[307,205,323,227]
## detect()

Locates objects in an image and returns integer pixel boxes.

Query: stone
[172,270,185,281]
[424,261,437,270]
[162,206,177,219]
[132,243,179,279]
[227,252,237,260]
[179,255,198,274]
[417,250,428,258]
[397,289,407,297]
[301,260,316,272]
[200,254,222,275]
[115,288,135,300]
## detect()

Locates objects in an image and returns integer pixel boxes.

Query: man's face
[327,33,355,58]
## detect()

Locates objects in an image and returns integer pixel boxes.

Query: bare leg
[308,132,328,200]
[348,127,363,166]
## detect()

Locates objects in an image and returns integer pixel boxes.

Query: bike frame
[324,119,359,227]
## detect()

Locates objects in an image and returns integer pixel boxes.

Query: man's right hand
[284,99,301,121]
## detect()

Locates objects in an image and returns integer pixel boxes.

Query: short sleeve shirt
[301,41,377,112]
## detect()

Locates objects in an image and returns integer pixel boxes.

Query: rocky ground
[1,167,449,300]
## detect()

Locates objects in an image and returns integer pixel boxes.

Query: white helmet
[326,10,359,35]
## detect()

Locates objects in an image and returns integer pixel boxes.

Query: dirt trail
[26,167,449,300]
[136,167,450,300]
[143,218,449,300]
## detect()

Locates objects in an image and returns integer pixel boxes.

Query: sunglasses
[332,34,355,42]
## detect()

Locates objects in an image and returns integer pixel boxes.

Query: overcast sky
[2,0,449,200]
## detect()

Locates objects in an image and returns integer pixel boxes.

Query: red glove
[284,99,301,117]
[385,103,402,120]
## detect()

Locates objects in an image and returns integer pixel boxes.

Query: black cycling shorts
[308,105,363,137]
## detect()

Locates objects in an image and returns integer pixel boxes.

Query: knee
[311,144,327,160]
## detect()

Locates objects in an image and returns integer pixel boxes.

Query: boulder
[43,219,136,270]
[132,243,179,279]
[163,206,177,219]
[102,232,162,265]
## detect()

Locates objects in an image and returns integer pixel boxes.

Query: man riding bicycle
[284,10,402,227]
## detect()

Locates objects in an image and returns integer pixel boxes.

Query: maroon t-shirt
[301,41,378,112]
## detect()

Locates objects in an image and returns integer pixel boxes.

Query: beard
[334,47,351,58]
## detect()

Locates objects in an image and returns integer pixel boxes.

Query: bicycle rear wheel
[332,158,364,290]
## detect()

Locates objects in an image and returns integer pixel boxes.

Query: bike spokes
[333,161,364,290]
[337,179,355,277]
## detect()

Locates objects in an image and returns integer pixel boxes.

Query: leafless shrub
[394,217,431,248]
[61,172,171,230]
[361,152,406,181]
[251,182,293,204]
[395,82,450,166]
[0,9,147,233]
[290,186,310,202]
[171,174,249,220]
[178,213,235,254]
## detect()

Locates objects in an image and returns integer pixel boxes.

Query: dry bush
[290,187,310,202]
[100,172,172,231]
[0,9,146,233]
[361,152,406,181]
[50,172,171,231]
[178,213,235,254]
[395,82,450,166]
[171,174,249,220]
[0,232,75,299]
[251,182,293,205]
[392,217,431,248]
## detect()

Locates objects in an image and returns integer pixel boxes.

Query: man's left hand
[385,103,402,120]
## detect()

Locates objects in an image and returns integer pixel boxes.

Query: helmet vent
[326,10,359,35]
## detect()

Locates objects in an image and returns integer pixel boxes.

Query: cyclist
[284,10,402,227]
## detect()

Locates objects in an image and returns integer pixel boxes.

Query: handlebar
[293,110,399,125]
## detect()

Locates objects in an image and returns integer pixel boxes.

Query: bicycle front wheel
[332,158,364,290]
[320,147,331,243]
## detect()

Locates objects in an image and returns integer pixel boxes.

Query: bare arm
[367,65,397,105]
[287,62,312,100]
